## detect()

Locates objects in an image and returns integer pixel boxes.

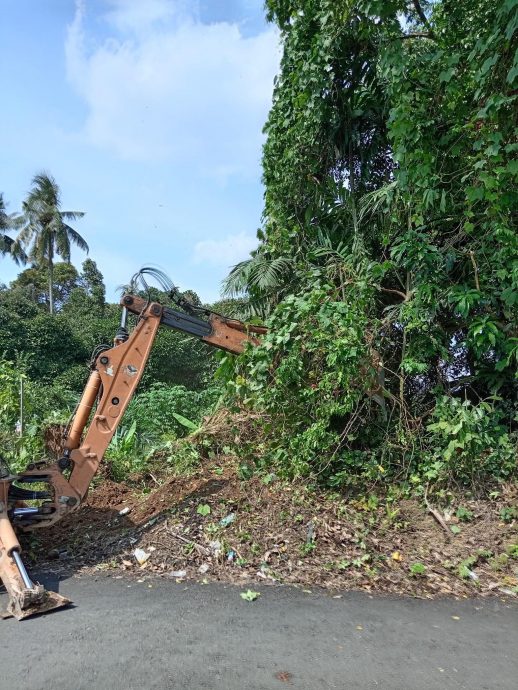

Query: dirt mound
[86,480,132,510]
[27,458,518,599]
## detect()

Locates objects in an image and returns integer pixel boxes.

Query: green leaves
[17,172,88,314]
[409,563,427,576]
[426,398,516,486]
[448,287,482,319]
[221,0,518,492]
[172,412,199,432]
[240,589,260,602]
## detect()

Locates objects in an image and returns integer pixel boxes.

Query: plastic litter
[134,548,151,565]
[209,540,222,557]
[220,513,236,527]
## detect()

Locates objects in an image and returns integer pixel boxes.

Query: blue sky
[0,0,280,302]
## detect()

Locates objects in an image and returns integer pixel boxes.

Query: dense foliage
[225,0,518,491]
[1,182,221,475]
[1,3,516,494]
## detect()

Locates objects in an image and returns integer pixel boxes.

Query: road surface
[1,575,517,689]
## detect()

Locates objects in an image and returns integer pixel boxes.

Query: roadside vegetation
[1,0,517,595]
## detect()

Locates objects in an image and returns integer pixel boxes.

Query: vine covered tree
[226,0,518,489]
[17,173,88,314]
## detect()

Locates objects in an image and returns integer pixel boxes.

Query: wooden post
[19,377,24,437]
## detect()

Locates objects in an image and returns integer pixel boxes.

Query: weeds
[409,563,427,577]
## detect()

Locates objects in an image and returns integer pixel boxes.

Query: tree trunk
[48,237,54,315]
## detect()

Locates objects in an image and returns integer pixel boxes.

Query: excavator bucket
[0,535,71,621]
[1,474,71,620]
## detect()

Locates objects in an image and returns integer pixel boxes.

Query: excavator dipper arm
[0,294,264,619]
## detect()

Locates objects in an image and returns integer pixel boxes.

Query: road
[1,575,517,690]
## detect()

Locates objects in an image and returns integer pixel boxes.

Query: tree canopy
[17,172,88,314]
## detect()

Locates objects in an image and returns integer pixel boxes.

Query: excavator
[0,269,266,620]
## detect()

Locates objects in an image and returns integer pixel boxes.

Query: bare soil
[24,456,518,599]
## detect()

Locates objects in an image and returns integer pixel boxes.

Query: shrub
[124,383,220,441]
[424,397,516,489]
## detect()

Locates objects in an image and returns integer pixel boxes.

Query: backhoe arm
[0,293,263,619]
[15,295,263,524]
[121,294,266,354]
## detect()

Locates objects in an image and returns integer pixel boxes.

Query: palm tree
[0,193,26,264]
[223,250,295,318]
[18,173,88,314]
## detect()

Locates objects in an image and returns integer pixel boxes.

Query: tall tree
[17,173,88,314]
[0,193,25,264]
[225,0,518,487]
[80,258,106,314]
[11,262,81,310]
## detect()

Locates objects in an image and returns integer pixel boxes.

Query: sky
[0,0,280,303]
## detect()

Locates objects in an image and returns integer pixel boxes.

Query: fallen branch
[164,520,210,555]
[424,489,452,536]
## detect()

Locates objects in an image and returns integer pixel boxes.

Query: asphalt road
[1,575,517,690]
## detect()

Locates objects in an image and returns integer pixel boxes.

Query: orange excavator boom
[0,290,264,619]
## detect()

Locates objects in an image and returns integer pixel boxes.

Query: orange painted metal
[68,303,162,499]
[0,479,70,619]
[19,299,163,524]
[123,294,266,354]
[64,370,101,451]
[1,294,265,618]
[0,480,20,555]
[203,315,266,353]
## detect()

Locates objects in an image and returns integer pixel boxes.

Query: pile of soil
[25,457,518,598]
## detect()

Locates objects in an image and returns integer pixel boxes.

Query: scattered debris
[424,490,453,536]
[119,507,131,516]
[209,540,222,557]
[169,570,187,579]
[25,457,518,599]
[306,521,315,544]
[274,671,293,683]
[134,548,151,565]
[220,513,236,527]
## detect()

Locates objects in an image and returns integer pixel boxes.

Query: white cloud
[193,231,257,267]
[103,0,182,34]
[65,0,279,179]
